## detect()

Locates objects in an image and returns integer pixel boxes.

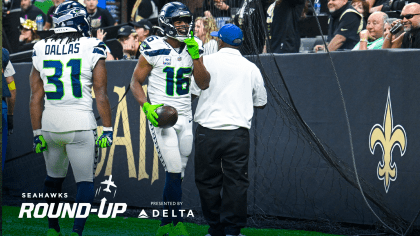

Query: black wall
[4,50,420,227]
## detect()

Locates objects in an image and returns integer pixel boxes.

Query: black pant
[195,125,250,236]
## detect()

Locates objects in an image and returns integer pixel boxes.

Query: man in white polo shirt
[191,24,267,236]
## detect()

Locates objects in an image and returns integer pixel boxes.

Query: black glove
[7,115,13,135]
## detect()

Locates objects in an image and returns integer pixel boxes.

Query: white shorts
[42,130,99,183]
[148,115,193,177]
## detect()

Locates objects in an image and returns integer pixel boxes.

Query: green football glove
[184,31,200,60]
[142,102,163,127]
[33,135,48,153]
[96,129,113,148]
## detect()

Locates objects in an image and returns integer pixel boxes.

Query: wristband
[360,38,368,42]
[8,81,16,91]
[103,127,113,132]
[33,129,42,137]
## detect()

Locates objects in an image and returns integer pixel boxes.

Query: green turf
[2,206,341,236]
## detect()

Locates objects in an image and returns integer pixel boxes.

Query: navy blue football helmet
[158,2,193,41]
[52,1,91,37]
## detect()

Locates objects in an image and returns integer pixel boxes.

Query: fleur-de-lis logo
[369,88,407,193]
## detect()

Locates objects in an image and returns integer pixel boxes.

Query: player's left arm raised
[184,32,211,90]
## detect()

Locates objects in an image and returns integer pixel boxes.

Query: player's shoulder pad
[140,36,171,56]
[32,40,47,57]
[85,37,107,56]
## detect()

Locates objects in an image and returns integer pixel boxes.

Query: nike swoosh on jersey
[341,28,348,31]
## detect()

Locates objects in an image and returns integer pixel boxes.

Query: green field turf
[2,206,341,236]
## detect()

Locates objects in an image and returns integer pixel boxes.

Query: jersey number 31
[44,59,82,100]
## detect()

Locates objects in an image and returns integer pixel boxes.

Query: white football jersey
[32,37,107,132]
[140,36,204,118]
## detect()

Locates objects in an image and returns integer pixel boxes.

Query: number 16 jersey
[140,36,203,118]
[32,37,107,132]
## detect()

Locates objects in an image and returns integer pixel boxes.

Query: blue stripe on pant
[2,100,8,171]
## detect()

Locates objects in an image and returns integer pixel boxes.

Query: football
[156,105,178,128]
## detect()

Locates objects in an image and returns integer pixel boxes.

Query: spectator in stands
[117,25,139,60]
[19,19,41,47]
[129,19,153,59]
[130,19,153,43]
[314,0,364,52]
[203,0,241,28]
[84,0,116,28]
[130,0,158,21]
[44,0,65,30]
[353,11,387,50]
[352,0,369,26]
[266,0,306,53]
[383,3,420,48]
[233,0,266,55]
[20,0,47,24]
[195,17,219,55]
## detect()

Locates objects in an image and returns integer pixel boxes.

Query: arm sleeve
[252,67,267,107]
[4,61,16,77]
[334,12,362,39]
[90,40,108,70]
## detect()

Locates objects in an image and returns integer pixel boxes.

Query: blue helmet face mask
[157,2,194,42]
[52,1,91,37]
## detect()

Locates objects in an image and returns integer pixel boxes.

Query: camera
[390,22,403,34]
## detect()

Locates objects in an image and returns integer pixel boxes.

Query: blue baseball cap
[210,24,243,46]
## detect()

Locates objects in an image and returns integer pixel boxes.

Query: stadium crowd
[4,0,420,59]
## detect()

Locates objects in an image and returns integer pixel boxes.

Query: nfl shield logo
[163,57,171,65]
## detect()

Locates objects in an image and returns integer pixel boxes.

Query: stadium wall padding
[5,50,420,227]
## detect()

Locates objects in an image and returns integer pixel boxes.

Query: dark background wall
[4,50,420,227]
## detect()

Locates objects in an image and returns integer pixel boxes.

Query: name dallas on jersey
[45,43,80,55]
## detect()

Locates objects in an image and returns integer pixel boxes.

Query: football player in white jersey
[29,2,113,236]
[130,2,210,236]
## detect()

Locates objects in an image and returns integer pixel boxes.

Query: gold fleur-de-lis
[369,88,407,193]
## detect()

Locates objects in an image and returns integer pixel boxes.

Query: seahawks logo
[141,42,151,51]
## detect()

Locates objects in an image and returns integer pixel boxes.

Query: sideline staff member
[192,24,267,236]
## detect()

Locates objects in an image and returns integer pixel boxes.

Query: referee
[192,24,267,236]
